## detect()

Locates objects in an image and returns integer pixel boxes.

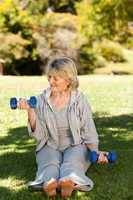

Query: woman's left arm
[80,94,99,151]
[80,94,108,163]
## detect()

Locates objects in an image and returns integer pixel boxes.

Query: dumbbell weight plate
[28,96,37,108]
[89,151,98,163]
[10,98,17,109]
[108,152,117,163]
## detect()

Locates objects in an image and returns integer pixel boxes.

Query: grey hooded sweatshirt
[28,87,99,152]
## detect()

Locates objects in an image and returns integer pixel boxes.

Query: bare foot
[59,179,76,198]
[43,178,58,197]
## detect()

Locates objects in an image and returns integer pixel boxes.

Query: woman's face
[48,74,70,93]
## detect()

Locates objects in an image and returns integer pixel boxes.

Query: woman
[19,57,108,198]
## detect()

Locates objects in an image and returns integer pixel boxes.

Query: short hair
[46,57,79,91]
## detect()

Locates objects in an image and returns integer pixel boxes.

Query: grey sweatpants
[34,144,94,191]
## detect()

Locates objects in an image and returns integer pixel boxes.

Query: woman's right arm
[18,97,47,143]
[27,108,36,132]
[18,98,36,131]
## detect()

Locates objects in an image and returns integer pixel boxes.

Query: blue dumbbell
[10,96,37,109]
[89,151,117,163]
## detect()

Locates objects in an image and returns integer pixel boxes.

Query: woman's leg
[35,145,62,196]
[36,145,62,183]
[59,144,93,196]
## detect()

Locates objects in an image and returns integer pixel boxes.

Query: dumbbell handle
[10,96,37,109]
[89,151,117,163]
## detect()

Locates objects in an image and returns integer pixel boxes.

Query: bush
[124,37,133,49]
[0,0,43,75]
[0,33,29,62]
[94,55,107,68]
[75,0,128,40]
[78,45,98,74]
[32,13,80,73]
[40,12,78,31]
[97,40,126,62]
[0,32,42,75]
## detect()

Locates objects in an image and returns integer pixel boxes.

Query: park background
[0,0,133,200]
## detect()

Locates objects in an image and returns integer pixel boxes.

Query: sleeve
[27,94,48,143]
[80,94,99,151]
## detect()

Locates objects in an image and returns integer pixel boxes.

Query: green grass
[0,75,133,200]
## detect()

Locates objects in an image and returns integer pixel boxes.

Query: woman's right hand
[18,98,30,110]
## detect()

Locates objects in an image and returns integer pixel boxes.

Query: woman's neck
[50,90,71,108]
[51,90,70,98]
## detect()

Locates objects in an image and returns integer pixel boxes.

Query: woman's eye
[53,76,59,81]
[54,77,58,81]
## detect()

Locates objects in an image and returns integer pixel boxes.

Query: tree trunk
[0,63,4,75]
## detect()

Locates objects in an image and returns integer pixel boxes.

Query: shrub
[0,33,41,75]
[124,37,133,49]
[78,45,98,74]
[0,0,42,75]
[0,33,29,62]
[40,12,78,31]
[75,0,128,41]
[97,40,126,62]
[94,55,107,68]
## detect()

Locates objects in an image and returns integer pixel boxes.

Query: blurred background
[0,0,133,76]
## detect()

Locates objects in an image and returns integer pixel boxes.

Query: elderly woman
[19,57,108,198]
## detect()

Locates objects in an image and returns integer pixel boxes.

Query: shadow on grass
[0,186,51,200]
[0,113,133,199]
[0,186,78,200]
[94,112,133,150]
[0,127,36,182]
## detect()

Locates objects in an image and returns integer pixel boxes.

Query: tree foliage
[0,0,132,75]
[75,0,128,41]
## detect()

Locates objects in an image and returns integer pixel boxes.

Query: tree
[76,0,128,41]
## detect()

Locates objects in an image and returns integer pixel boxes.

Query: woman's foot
[59,179,78,198]
[43,178,58,197]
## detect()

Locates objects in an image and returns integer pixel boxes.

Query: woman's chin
[51,87,58,93]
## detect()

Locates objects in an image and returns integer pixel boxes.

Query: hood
[42,87,81,108]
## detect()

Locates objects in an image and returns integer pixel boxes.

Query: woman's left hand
[97,151,108,164]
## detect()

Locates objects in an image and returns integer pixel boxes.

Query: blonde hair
[46,57,79,91]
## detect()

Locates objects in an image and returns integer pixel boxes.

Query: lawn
[0,75,133,200]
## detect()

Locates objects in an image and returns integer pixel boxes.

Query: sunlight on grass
[0,178,25,190]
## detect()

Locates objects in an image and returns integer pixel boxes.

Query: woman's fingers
[18,98,29,110]
[97,152,108,164]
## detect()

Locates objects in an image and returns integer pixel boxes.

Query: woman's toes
[43,178,58,197]
[59,179,75,198]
